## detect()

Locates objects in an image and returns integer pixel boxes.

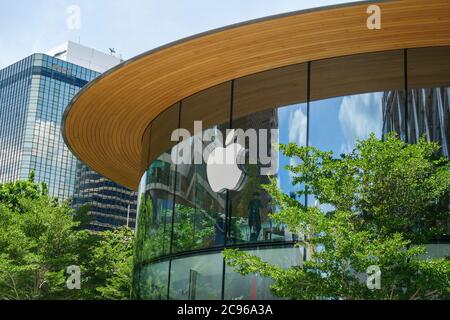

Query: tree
[0,173,134,300]
[0,173,97,300]
[224,133,450,300]
[88,227,134,300]
[0,171,47,212]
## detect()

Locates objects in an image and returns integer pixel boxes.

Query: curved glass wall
[172,83,230,253]
[132,47,450,300]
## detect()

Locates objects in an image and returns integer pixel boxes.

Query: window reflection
[229,64,308,244]
[172,133,227,252]
[229,103,307,244]
[133,48,450,301]
[171,83,231,253]
[138,261,169,300]
[309,93,384,156]
[224,247,304,300]
[138,155,175,261]
[169,253,223,300]
[136,104,179,261]
[310,50,404,156]
[407,46,450,158]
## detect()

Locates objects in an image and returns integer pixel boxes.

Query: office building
[0,42,136,230]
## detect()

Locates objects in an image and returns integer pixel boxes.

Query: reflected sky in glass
[308,92,384,211]
[310,92,383,156]
[277,103,307,200]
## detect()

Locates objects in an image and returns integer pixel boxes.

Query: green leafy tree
[88,227,134,300]
[224,133,450,300]
[73,204,94,230]
[0,173,97,300]
[132,194,219,299]
[172,204,216,252]
[0,173,135,300]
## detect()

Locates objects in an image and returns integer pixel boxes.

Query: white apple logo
[206,130,245,193]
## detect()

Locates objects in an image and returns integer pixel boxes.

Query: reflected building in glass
[0,43,136,231]
[382,47,450,158]
[72,163,137,231]
[61,1,450,300]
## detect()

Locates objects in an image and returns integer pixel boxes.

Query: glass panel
[229,64,308,244]
[169,253,223,300]
[172,83,231,253]
[137,261,169,300]
[408,46,450,235]
[136,104,180,261]
[224,246,304,300]
[310,50,404,156]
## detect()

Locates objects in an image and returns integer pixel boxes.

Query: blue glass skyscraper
[0,52,136,230]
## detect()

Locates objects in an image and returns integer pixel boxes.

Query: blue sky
[0,0,359,69]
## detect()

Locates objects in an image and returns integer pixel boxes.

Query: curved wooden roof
[62,0,450,190]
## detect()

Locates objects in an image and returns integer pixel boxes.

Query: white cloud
[338,92,383,154]
[287,106,307,180]
[288,107,307,147]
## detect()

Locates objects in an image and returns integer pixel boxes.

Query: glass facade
[133,47,450,300]
[72,163,137,231]
[0,53,94,199]
[0,54,137,230]
[0,55,34,183]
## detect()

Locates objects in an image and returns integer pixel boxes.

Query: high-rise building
[0,41,136,230]
[73,163,137,231]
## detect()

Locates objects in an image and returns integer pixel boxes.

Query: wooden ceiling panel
[408,46,450,89]
[311,50,404,101]
[234,63,308,120]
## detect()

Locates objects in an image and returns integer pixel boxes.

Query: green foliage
[135,195,170,261]
[0,174,134,300]
[73,204,94,229]
[0,177,95,299]
[0,171,48,213]
[135,193,217,262]
[224,133,450,300]
[172,204,216,252]
[89,227,134,300]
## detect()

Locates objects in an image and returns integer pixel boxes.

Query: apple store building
[62,0,450,300]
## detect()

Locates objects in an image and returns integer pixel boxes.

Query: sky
[0,0,359,69]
